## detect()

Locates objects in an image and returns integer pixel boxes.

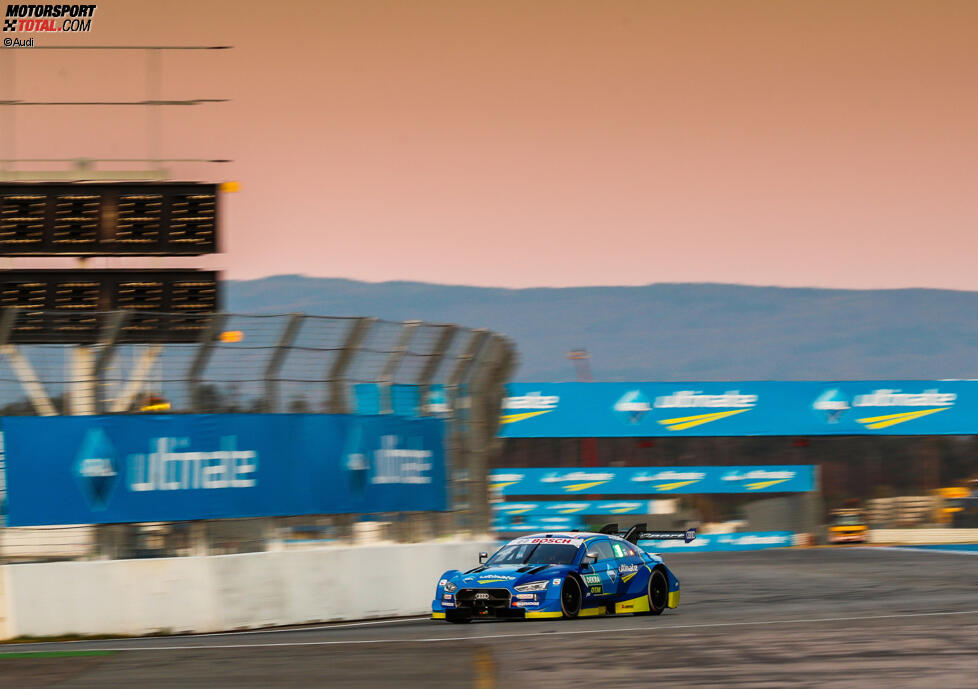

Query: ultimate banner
[500,381,978,437]
[3,414,446,526]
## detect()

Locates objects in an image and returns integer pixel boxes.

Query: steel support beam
[378,320,419,414]
[186,313,229,412]
[92,311,129,414]
[109,344,163,413]
[416,324,456,416]
[0,310,56,416]
[262,313,304,413]
[326,317,374,414]
[68,346,97,415]
[465,336,509,536]
[443,330,490,532]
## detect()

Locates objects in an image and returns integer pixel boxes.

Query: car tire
[636,568,668,616]
[560,576,582,618]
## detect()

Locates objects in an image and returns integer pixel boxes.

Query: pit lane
[4,547,978,688]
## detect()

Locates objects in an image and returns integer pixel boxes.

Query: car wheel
[637,568,668,616]
[560,577,582,618]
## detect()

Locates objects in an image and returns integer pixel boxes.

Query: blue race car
[432,523,694,623]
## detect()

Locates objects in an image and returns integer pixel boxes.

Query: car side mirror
[479,551,488,563]
[581,553,597,569]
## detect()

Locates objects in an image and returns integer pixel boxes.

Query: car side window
[611,540,637,559]
[589,540,616,562]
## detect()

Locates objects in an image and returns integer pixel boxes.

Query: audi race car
[432,523,694,622]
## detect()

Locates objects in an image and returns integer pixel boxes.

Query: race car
[432,523,694,622]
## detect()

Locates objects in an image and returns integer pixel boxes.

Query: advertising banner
[492,500,661,518]
[638,531,794,552]
[491,515,586,533]
[489,466,815,496]
[3,414,446,526]
[500,381,978,437]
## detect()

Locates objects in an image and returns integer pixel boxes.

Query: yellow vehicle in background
[828,508,868,544]
[934,486,971,525]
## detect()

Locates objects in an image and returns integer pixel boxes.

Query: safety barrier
[0,564,6,640]
[867,529,978,545]
[0,540,497,639]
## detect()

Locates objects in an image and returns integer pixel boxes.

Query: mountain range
[226,276,978,382]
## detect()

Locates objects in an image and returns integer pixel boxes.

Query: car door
[581,538,619,598]
[610,538,644,593]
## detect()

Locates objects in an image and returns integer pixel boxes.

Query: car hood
[456,564,571,587]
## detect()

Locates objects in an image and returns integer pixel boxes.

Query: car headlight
[514,580,549,592]
[442,580,458,593]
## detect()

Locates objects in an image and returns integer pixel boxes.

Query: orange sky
[2,0,977,288]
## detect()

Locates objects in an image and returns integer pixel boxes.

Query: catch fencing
[0,311,517,562]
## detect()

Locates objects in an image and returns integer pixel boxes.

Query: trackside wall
[0,566,7,640]
[0,540,497,640]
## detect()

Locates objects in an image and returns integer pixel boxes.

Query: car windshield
[487,542,580,566]
[833,515,864,526]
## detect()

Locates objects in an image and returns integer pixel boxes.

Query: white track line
[8,609,978,653]
[861,546,978,556]
[0,615,432,647]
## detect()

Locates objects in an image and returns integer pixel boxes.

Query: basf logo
[812,389,849,422]
[653,390,758,431]
[813,388,956,429]
[614,389,652,424]
[75,427,118,510]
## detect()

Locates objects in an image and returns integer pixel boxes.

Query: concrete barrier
[0,565,7,640]
[0,540,497,640]
[867,529,978,544]
[1,526,94,561]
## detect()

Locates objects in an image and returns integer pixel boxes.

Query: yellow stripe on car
[668,590,680,608]
[525,611,564,619]
[431,612,446,619]
[614,596,651,614]
[578,607,606,617]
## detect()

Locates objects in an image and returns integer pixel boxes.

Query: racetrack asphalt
[3,547,978,688]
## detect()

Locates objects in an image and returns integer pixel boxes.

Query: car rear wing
[600,522,697,545]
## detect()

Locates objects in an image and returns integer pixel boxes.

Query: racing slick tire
[635,568,668,616]
[560,576,582,619]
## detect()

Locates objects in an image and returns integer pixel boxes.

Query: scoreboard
[0,183,219,256]
[0,182,223,343]
[0,269,219,343]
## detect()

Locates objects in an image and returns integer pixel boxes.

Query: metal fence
[0,311,518,562]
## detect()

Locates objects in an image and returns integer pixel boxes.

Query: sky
[1,0,977,289]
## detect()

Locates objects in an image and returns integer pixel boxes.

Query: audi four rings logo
[474,592,490,600]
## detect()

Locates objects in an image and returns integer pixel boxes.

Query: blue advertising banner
[3,414,446,526]
[489,466,815,496]
[492,500,660,517]
[500,381,978,437]
[491,515,586,533]
[638,531,794,552]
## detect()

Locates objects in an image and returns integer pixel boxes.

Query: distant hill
[226,276,978,382]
